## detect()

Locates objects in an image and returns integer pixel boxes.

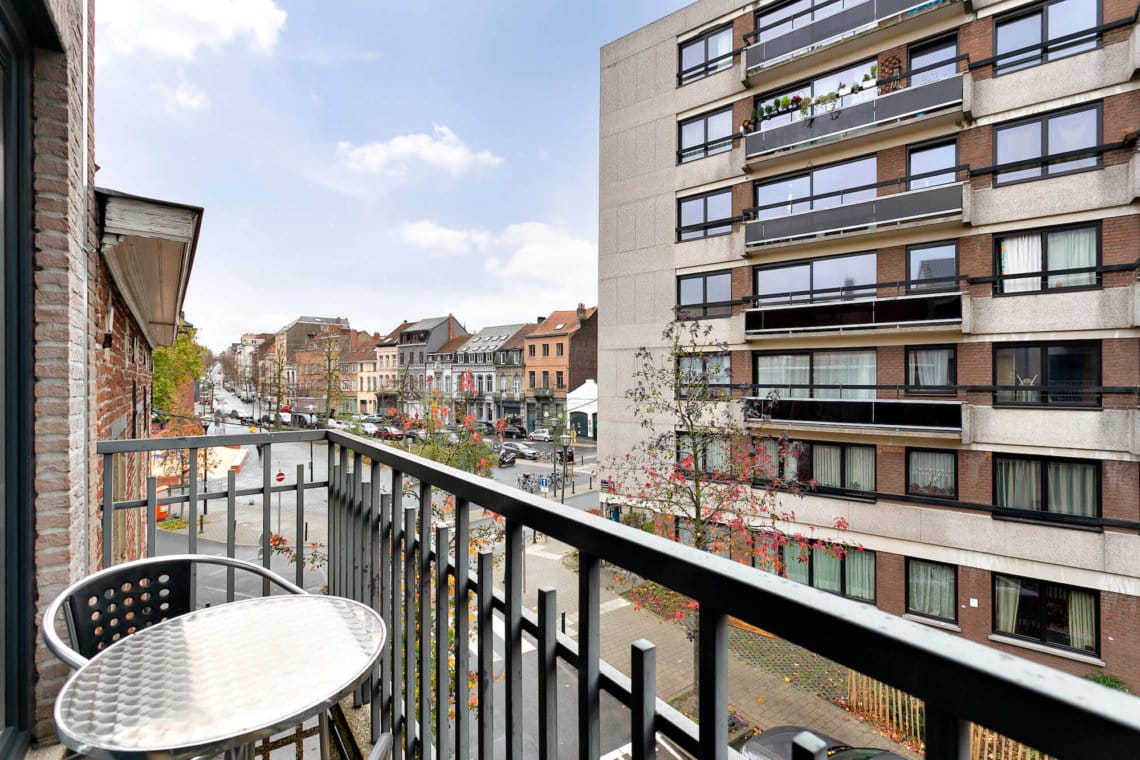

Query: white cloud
[394,220,491,256]
[151,80,210,114]
[336,125,503,179]
[98,0,287,61]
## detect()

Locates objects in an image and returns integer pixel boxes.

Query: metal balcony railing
[95,430,1140,760]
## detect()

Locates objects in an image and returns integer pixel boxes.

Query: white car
[529,428,552,442]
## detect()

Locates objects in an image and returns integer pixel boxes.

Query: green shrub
[1084,671,1131,693]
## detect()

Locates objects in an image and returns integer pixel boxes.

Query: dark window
[754,59,875,131]
[994,454,1099,517]
[755,156,876,220]
[906,449,957,498]
[993,574,1098,654]
[994,104,1099,184]
[528,371,535,388]
[676,432,730,475]
[755,252,876,304]
[908,241,958,291]
[555,371,564,389]
[556,343,564,357]
[909,33,959,86]
[679,107,733,162]
[679,25,733,85]
[907,559,957,621]
[996,223,1099,293]
[779,540,876,602]
[994,0,1099,73]
[906,345,955,393]
[541,371,549,389]
[542,343,549,358]
[908,139,957,190]
[755,350,876,400]
[759,438,875,493]
[678,270,732,319]
[528,344,535,357]
[993,341,1100,406]
[678,353,731,398]
[678,189,733,241]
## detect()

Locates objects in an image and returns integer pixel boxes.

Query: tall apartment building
[600,0,1140,687]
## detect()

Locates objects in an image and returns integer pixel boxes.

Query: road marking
[599,598,631,614]
[525,546,565,561]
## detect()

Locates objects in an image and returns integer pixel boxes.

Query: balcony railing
[746,393,963,430]
[745,72,964,159]
[743,0,955,74]
[745,173,967,247]
[746,279,965,334]
[93,430,1140,759]
[531,387,554,399]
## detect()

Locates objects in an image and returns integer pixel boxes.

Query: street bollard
[561,611,566,634]
[198,515,204,533]
[589,475,594,489]
[305,521,308,541]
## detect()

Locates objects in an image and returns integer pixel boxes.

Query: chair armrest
[41,590,88,670]
[368,734,393,760]
[181,554,309,595]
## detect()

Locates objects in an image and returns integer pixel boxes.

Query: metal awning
[97,187,203,348]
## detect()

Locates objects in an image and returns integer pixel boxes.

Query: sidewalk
[503,537,921,759]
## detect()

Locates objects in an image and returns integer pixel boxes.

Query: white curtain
[1000,234,1043,292]
[908,560,955,619]
[909,450,954,496]
[1068,589,1097,652]
[908,349,951,388]
[994,575,1022,634]
[705,437,729,474]
[812,547,842,593]
[813,444,842,488]
[1047,461,1096,516]
[995,457,1041,510]
[756,354,811,399]
[845,550,876,602]
[1047,227,1096,288]
[845,446,875,491]
[813,350,876,399]
[783,544,810,584]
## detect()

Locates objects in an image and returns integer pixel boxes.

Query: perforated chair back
[64,557,194,659]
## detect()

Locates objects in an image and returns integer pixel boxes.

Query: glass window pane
[812,444,842,488]
[783,544,810,584]
[1047,108,1098,175]
[996,121,1043,183]
[679,277,704,305]
[680,120,705,162]
[845,550,876,602]
[708,28,733,72]
[908,450,956,497]
[910,38,958,86]
[908,559,955,619]
[706,272,731,303]
[1045,227,1096,288]
[994,346,1042,403]
[1046,460,1097,516]
[995,457,1042,510]
[811,252,876,300]
[845,446,875,490]
[1046,344,1098,404]
[680,197,705,240]
[907,348,954,388]
[812,548,842,593]
[758,0,810,43]
[909,243,957,290]
[909,142,956,189]
[756,264,811,304]
[681,39,704,76]
[756,354,811,399]
[1047,0,1097,60]
[707,110,733,155]
[756,174,811,218]
[998,233,1043,293]
[813,157,876,209]
[758,84,811,131]
[996,12,1043,72]
[705,191,732,235]
[812,350,876,400]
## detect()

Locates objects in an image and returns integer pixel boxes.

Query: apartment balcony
[742,0,967,85]
[745,179,969,250]
[531,387,554,399]
[86,429,1140,760]
[746,392,963,437]
[744,73,966,165]
[745,285,966,338]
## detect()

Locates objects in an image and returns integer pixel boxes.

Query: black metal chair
[42,554,392,759]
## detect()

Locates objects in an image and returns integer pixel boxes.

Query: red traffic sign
[275,471,285,483]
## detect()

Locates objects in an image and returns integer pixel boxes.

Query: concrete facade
[601,0,1140,688]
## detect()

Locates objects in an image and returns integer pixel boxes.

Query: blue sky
[94,0,690,351]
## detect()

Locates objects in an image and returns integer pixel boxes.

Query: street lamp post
[559,432,571,504]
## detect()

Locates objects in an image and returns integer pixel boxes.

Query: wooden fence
[846,671,1055,760]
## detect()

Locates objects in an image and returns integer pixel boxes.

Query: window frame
[542,343,549,358]
[678,352,732,399]
[555,342,564,357]
[992,0,1101,75]
[992,221,1101,295]
[992,103,1102,187]
[992,452,1101,518]
[753,250,877,304]
[905,447,958,499]
[904,344,957,396]
[907,31,960,86]
[678,105,734,163]
[778,540,877,603]
[905,558,958,623]
[906,240,959,292]
[677,188,734,241]
[753,154,878,218]
[678,24,735,86]
[991,340,1101,408]
[752,57,877,129]
[755,437,876,495]
[991,573,1100,655]
[753,347,877,400]
[677,270,733,319]
[907,136,959,191]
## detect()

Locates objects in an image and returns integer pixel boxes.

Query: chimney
[448,315,454,340]
[576,303,586,321]
[537,316,544,325]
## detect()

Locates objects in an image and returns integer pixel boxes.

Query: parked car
[375,425,404,440]
[529,428,552,442]
[326,418,347,430]
[742,727,908,760]
[502,425,528,439]
[359,422,379,436]
[363,415,386,425]
[403,428,427,442]
[501,441,541,460]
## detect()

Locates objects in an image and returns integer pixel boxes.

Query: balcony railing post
[419,484,433,754]
[538,586,558,760]
[925,706,969,760]
[389,470,404,760]
[505,519,524,760]
[368,460,382,742]
[352,451,364,606]
[145,476,157,560]
[578,551,601,760]
[698,606,728,760]
[477,550,495,760]
[102,452,114,567]
[225,471,235,600]
[403,505,417,760]
[188,446,199,558]
[454,498,471,760]
[631,639,657,760]
[435,524,450,760]
[295,463,305,589]
[378,490,392,738]
[261,443,272,596]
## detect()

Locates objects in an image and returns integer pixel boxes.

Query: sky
[94,0,691,351]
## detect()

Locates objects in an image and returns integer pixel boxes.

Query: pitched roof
[432,334,471,354]
[380,321,415,345]
[530,307,597,337]
[405,315,449,332]
[463,323,529,351]
[501,323,539,350]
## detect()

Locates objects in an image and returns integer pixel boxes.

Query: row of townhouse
[231,305,599,435]
[600,0,1140,687]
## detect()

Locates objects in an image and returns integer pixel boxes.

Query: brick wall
[876,244,906,295]
[731,264,751,317]
[875,550,906,615]
[1102,460,1140,522]
[958,449,992,504]
[877,345,903,397]
[1102,90,1140,166]
[1102,337,1138,410]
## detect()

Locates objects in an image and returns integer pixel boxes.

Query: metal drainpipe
[80,0,93,565]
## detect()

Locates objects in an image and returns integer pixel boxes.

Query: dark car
[501,441,541,460]
[502,425,528,439]
[742,727,908,760]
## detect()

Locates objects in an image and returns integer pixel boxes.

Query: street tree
[152,322,207,421]
[319,332,342,425]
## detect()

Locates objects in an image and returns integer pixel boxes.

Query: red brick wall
[731,349,751,399]
[1102,460,1140,522]
[1103,216,1140,287]
[1102,338,1138,410]
[876,445,906,496]
[957,342,990,406]
[877,345,903,397]
[732,180,751,223]
[958,123,993,190]
[875,551,906,615]
[876,245,906,295]
[958,449,992,504]
[960,234,991,297]
[1103,91,1140,166]
[958,15,994,81]
[877,145,906,195]
[733,12,753,51]
[731,264,752,318]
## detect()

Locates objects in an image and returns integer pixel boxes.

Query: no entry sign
[275,471,285,483]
